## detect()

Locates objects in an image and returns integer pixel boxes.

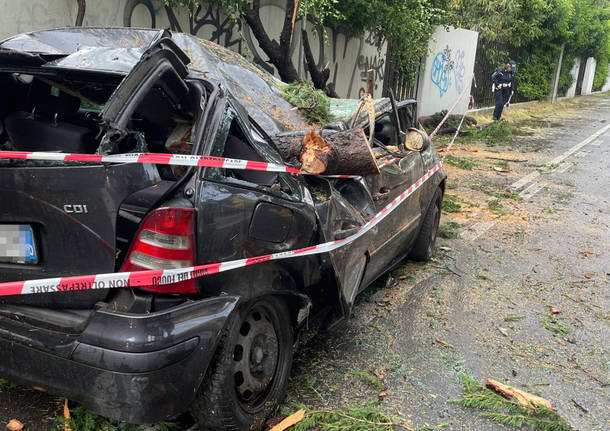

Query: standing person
[507,60,517,108]
[491,63,513,120]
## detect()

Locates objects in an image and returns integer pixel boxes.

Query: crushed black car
[0,28,446,430]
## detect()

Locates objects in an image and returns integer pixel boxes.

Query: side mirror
[404,127,430,152]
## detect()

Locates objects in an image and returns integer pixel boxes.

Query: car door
[360,109,425,286]
[193,97,317,294]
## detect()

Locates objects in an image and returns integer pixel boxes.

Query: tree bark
[243,0,299,83]
[272,128,379,175]
[75,0,86,26]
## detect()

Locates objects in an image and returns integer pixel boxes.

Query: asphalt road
[0,94,608,430]
[283,94,610,431]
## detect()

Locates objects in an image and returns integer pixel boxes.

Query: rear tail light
[121,207,197,294]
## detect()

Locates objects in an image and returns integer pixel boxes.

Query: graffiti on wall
[453,49,465,94]
[122,0,384,98]
[430,45,455,97]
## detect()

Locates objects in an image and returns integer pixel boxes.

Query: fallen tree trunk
[271,128,379,175]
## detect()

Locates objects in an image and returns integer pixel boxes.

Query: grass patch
[292,402,410,431]
[487,199,509,214]
[57,406,177,431]
[474,121,513,146]
[545,205,556,214]
[541,317,570,336]
[504,316,526,322]
[349,370,386,391]
[470,183,521,201]
[444,155,477,170]
[495,160,510,171]
[451,375,572,430]
[442,194,462,213]
[438,221,463,239]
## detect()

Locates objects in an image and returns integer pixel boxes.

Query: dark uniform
[492,66,513,120]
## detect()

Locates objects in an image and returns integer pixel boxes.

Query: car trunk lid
[0,162,160,308]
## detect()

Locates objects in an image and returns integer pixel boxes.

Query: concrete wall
[416,26,478,116]
[0,0,386,99]
[580,57,597,96]
[602,65,610,92]
[565,58,581,98]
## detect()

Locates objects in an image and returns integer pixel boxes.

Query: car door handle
[334,226,360,240]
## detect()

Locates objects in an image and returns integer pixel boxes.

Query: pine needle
[452,375,573,430]
[282,81,335,125]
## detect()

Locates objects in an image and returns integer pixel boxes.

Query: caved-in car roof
[0,27,395,133]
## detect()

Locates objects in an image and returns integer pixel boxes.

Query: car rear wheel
[409,187,442,261]
[191,296,293,431]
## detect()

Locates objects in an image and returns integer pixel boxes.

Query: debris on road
[5,419,23,431]
[269,409,305,431]
[571,399,588,414]
[435,338,455,348]
[485,379,556,411]
[550,307,562,315]
[63,399,71,431]
[497,327,509,337]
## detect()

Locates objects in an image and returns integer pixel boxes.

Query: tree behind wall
[166,0,445,93]
[450,0,610,101]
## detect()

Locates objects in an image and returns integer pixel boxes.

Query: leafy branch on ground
[291,402,413,431]
[444,155,477,170]
[541,316,570,336]
[349,369,386,391]
[438,221,463,239]
[0,377,18,391]
[473,122,514,146]
[451,375,572,431]
[56,406,178,431]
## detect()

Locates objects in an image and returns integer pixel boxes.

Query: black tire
[410,187,442,261]
[191,297,294,431]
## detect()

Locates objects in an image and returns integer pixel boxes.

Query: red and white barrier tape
[0,151,401,179]
[0,161,443,297]
[442,111,468,162]
[0,151,302,174]
[428,74,474,139]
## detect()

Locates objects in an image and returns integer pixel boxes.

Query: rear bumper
[0,296,239,424]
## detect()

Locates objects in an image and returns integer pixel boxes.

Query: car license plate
[0,224,38,264]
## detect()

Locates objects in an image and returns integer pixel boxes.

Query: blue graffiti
[431,52,451,97]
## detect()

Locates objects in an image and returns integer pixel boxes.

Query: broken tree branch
[269,409,305,431]
[486,379,556,411]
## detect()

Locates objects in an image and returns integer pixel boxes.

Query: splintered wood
[486,379,556,411]
[301,130,332,174]
[269,409,305,431]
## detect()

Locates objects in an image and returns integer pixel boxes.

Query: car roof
[0,27,407,133]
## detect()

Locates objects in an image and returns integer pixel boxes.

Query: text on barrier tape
[0,161,442,297]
